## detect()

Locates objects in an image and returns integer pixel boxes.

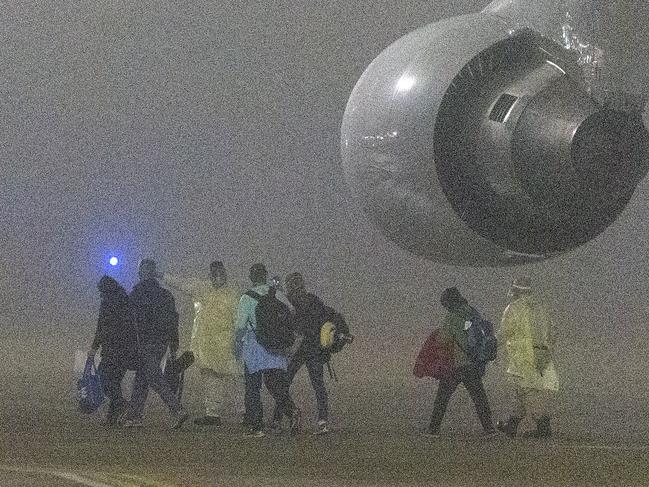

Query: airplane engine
[341,9,649,266]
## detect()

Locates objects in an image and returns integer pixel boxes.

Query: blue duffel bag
[77,357,104,414]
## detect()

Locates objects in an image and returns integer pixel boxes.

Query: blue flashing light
[109,256,119,266]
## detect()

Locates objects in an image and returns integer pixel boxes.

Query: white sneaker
[122,418,144,428]
[313,420,329,435]
[243,428,265,438]
[420,429,440,439]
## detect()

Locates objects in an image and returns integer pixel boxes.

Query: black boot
[496,416,522,438]
[102,399,128,428]
[521,416,552,439]
[536,416,552,438]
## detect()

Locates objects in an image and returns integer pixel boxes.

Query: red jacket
[413,329,453,379]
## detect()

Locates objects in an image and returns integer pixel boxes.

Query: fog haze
[2,0,649,438]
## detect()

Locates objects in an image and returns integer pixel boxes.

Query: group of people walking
[89,256,558,440]
[420,278,559,439]
[89,258,344,437]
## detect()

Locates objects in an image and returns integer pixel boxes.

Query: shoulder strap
[243,291,262,332]
[245,290,262,301]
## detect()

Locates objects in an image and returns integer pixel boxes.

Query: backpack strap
[325,359,338,382]
[243,290,263,332]
[245,290,262,301]
[176,371,183,400]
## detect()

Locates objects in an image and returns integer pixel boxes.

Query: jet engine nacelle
[341,8,649,266]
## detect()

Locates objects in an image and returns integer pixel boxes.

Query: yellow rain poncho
[499,294,559,391]
[164,275,241,375]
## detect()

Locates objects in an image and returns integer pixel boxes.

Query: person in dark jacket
[271,272,332,435]
[88,275,137,426]
[121,259,189,429]
[425,287,497,438]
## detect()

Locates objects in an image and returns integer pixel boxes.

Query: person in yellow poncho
[162,261,241,426]
[497,277,559,439]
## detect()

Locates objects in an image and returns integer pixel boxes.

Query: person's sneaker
[496,416,522,438]
[101,411,120,428]
[289,408,302,436]
[193,416,222,426]
[116,407,132,427]
[121,418,144,428]
[104,402,128,428]
[481,429,500,439]
[521,416,552,439]
[270,421,283,435]
[420,428,440,439]
[243,428,265,438]
[313,420,329,435]
[171,408,190,430]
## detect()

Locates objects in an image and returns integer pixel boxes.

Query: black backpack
[246,289,295,354]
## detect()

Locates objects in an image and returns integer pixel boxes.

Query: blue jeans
[127,342,182,419]
[273,351,328,423]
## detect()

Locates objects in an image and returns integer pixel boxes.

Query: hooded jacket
[92,283,137,366]
[440,302,479,369]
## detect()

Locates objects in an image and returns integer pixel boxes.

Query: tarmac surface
[3,380,649,487]
[2,416,649,487]
[3,324,649,486]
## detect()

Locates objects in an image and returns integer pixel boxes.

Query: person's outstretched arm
[162,274,210,298]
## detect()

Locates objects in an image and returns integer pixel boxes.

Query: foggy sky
[2,0,649,402]
[1,0,488,317]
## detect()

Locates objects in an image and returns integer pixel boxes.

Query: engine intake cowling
[341,13,649,266]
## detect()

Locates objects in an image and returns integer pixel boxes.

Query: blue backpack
[77,357,104,414]
[467,317,498,363]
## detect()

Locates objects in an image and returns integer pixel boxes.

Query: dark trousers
[127,342,182,419]
[429,365,494,433]
[98,359,127,420]
[244,366,296,431]
[272,351,328,423]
